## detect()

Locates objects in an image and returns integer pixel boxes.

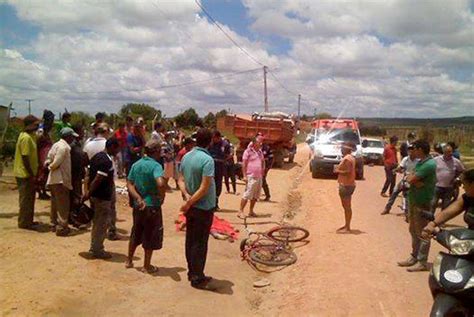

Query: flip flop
[125,261,134,269]
[248,212,258,218]
[237,213,246,219]
[141,265,159,274]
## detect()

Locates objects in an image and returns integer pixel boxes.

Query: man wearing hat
[45,127,77,236]
[13,115,40,229]
[125,139,166,272]
[381,145,419,217]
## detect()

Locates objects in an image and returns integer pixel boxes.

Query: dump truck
[223,112,297,168]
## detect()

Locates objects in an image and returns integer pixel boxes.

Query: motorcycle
[422,211,474,316]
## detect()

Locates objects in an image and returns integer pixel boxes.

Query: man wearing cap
[83,122,118,240]
[83,138,121,259]
[83,123,108,161]
[13,115,40,229]
[45,127,77,236]
[125,139,166,272]
[398,139,436,272]
[381,145,419,217]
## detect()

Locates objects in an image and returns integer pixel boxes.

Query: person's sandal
[141,265,159,274]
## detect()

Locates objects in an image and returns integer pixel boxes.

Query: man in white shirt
[46,127,77,236]
[381,145,419,215]
[432,144,465,211]
[83,122,118,240]
[84,123,108,160]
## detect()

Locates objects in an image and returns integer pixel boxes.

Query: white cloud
[0,0,473,118]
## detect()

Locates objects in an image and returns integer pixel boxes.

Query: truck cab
[307,119,364,179]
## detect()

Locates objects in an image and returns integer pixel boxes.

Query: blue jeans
[431,186,453,213]
[384,180,407,213]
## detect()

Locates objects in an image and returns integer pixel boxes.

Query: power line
[195,0,265,67]
[3,68,262,94]
[268,71,298,96]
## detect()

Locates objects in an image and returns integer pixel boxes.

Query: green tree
[174,108,202,128]
[215,109,228,118]
[70,111,94,127]
[314,112,332,119]
[203,112,216,128]
[119,103,161,122]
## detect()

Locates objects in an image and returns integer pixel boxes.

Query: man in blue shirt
[126,139,166,273]
[178,128,216,289]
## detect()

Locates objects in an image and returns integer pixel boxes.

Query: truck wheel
[312,167,319,179]
[356,166,364,180]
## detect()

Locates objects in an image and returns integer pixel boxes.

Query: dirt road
[0,145,462,316]
[259,146,464,317]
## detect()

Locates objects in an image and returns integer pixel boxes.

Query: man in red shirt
[381,136,399,197]
[114,122,128,178]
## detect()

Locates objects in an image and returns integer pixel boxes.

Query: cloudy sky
[1,0,473,118]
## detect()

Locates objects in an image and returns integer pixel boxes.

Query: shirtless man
[334,142,356,233]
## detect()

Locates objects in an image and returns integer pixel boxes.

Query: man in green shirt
[126,139,166,273]
[13,115,40,229]
[398,140,436,272]
[178,128,216,290]
[54,112,72,141]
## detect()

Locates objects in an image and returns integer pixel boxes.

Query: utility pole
[25,99,34,115]
[263,66,268,112]
[297,94,301,118]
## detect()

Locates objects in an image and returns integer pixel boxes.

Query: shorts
[130,206,163,250]
[339,184,356,198]
[242,176,262,200]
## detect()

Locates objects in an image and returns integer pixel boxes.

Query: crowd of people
[12,111,275,290]
[329,132,471,274]
[378,134,466,272]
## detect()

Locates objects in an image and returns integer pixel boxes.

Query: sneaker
[191,278,216,291]
[91,251,112,259]
[397,256,417,267]
[407,262,428,272]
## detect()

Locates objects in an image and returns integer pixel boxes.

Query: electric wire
[194,0,265,67]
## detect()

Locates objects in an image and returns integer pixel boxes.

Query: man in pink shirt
[238,137,265,219]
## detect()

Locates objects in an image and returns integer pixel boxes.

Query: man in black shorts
[125,139,167,273]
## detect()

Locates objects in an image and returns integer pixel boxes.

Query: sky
[0,0,473,118]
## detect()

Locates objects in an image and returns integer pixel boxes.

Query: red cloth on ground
[175,214,239,241]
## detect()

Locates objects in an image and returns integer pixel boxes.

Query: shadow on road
[78,251,139,263]
[146,266,186,281]
[278,162,299,171]
[203,278,235,295]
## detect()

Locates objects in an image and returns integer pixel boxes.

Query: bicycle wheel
[240,238,248,252]
[249,245,297,267]
[267,226,309,242]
